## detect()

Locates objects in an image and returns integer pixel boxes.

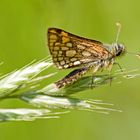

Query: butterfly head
[113,43,125,57]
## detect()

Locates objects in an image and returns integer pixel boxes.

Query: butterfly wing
[48,28,111,69]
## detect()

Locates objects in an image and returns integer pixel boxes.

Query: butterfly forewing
[48,28,111,69]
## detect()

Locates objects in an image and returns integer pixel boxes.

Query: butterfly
[47,25,125,88]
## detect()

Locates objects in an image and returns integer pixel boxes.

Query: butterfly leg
[114,62,123,72]
[107,61,114,86]
[91,73,95,89]
[90,61,102,88]
[108,69,112,86]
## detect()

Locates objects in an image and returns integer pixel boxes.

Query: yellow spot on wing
[66,42,73,47]
[62,36,70,43]
[77,44,85,50]
[61,31,68,36]
[50,34,57,40]
[61,47,69,50]
[66,50,76,57]
[82,51,91,57]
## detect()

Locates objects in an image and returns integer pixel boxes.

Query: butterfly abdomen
[55,67,88,88]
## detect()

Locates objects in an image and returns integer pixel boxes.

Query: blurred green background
[0,0,140,140]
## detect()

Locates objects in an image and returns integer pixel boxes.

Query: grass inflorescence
[0,58,139,122]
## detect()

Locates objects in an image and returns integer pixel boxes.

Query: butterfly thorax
[85,43,125,72]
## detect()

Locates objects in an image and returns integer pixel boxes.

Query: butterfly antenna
[115,22,122,44]
[114,23,140,59]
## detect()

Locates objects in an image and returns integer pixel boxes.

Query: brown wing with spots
[47,28,111,69]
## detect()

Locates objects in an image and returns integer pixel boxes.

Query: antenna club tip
[116,22,122,28]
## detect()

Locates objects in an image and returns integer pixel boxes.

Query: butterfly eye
[116,50,122,56]
[115,44,125,56]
